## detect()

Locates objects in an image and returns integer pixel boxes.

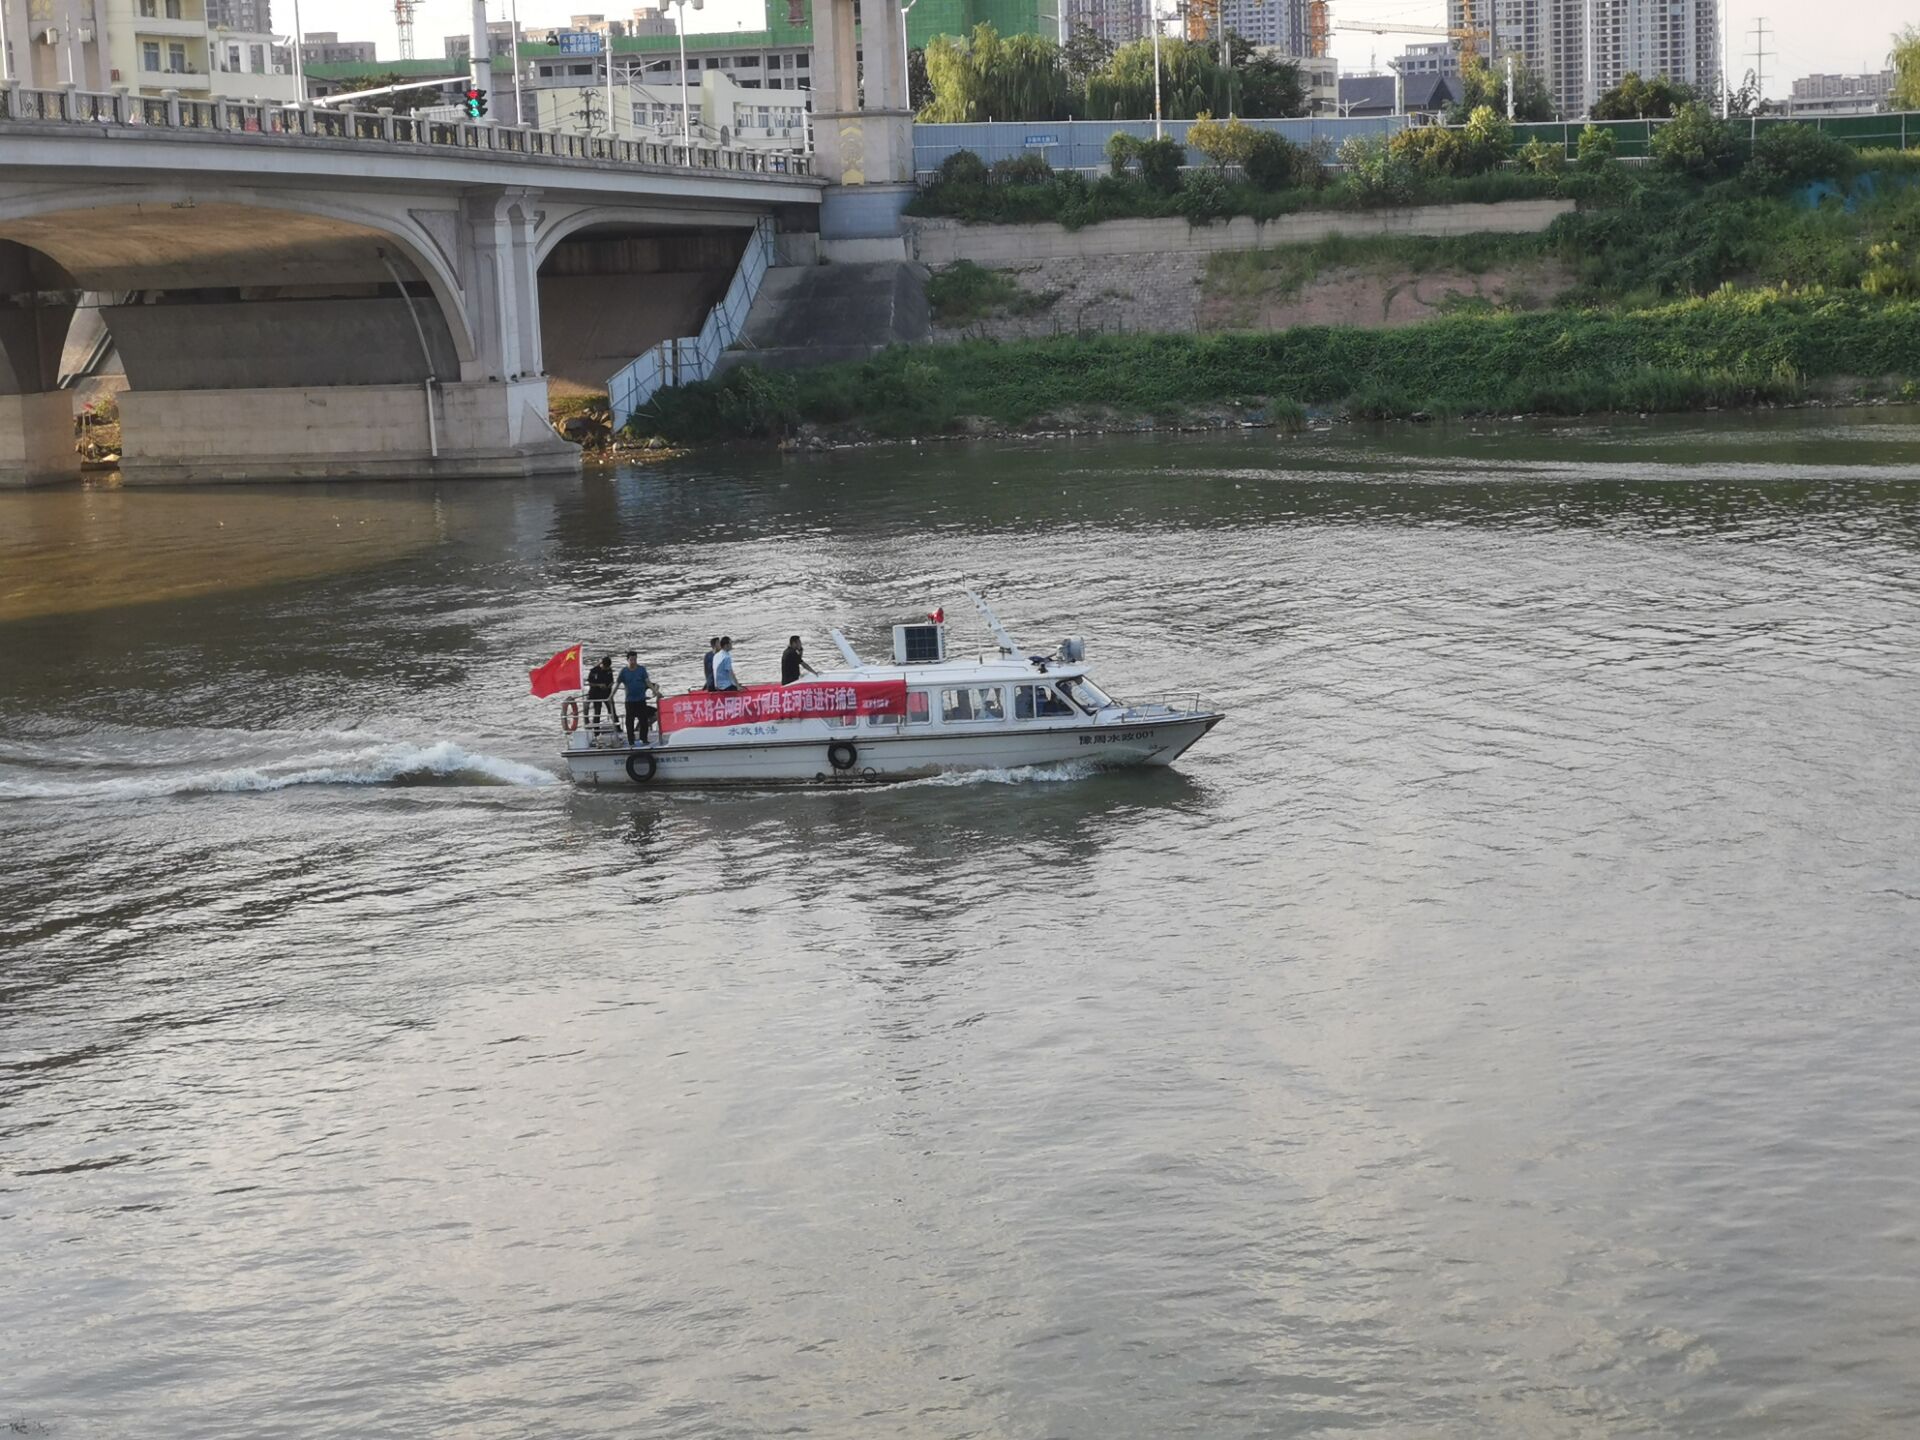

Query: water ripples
[3,417,1919,1437]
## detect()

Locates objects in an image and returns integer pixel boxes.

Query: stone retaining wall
[904,199,1575,266]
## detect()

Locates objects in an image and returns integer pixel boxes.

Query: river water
[4,411,1919,1438]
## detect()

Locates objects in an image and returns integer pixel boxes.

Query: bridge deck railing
[0,81,814,180]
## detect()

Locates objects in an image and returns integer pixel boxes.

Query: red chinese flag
[529,644,582,698]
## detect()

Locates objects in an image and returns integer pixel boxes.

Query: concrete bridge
[0,85,825,484]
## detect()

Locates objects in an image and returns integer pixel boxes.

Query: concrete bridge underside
[0,141,816,484]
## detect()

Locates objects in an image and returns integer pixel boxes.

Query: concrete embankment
[902,199,1576,266]
[715,198,1579,365]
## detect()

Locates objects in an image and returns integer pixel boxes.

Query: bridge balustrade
[0,81,812,179]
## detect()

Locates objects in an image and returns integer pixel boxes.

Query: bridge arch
[0,184,478,379]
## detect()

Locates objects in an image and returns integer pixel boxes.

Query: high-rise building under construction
[1449,0,1719,116]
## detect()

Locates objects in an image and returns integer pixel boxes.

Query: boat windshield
[1061,676,1115,711]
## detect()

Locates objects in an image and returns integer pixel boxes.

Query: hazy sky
[294,0,1912,100]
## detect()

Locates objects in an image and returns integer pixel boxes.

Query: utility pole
[1505,52,1514,119]
[1748,15,1774,108]
[1151,1,1163,140]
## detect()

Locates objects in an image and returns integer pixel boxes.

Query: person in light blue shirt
[615,649,662,745]
[712,636,740,691]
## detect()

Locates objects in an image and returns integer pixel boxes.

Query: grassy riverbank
[629,139,1920,444]
[633,288,1920,441]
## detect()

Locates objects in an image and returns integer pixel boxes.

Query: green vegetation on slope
[632,290,1920,441]
[1204,231,1555,307]
[926,260,1063,324]
[634,128,1920,443]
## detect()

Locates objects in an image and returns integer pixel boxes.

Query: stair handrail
[608,217,774,431]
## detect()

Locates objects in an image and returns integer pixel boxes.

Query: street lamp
[1151,2,1166,139]
[901,0,920,112]
[666,0,703,150]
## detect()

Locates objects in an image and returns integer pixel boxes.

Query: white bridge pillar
[0,240,80,487]
[809,0,914,188]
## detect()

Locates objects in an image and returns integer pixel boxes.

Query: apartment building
[1788,70,1893,116]
[1216,0,1305,53]
[1391,40,1458,77]
[535,68,807,147]
[2,0,109,89]
[300,30,375,65]
[205,0,267,30]
[445,21,523,62]
[1450,0,1719,116]
[1061,0,1146,47]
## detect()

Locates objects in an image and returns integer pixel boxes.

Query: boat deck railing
[1119,694,1205,719]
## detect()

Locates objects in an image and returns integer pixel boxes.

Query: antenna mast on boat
[829,627,863,669]
[966,590,1019,656]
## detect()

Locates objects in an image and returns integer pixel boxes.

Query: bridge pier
[0,392,77,487]
[1,239,80,486]
[117,379,577,484]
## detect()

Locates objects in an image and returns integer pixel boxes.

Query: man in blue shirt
[712,636,741,691]
[616,649,662,746]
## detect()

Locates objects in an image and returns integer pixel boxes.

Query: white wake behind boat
[558,595,1223,788]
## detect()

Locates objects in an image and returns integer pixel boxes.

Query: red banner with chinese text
[658,680,909,732]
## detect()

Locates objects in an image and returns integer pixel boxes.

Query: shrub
[1178,167,1231,224]
[926,260,1027,322]
[1186,111,1258,168]
[1576,124,1618,171]
[1745,123,1857,190]
[1862,241,1920,298]
[1516,137,1566,176]
[1338,135,1418,207]
[1243,130,1306,191]
[937,149,990,186]
[1389,125,1470,177]
[1137,135,1186,193]
[1106,132,1140,178]
[991,152,1054,185]
[1652,102,1738,179]
[1463,105,1515,171]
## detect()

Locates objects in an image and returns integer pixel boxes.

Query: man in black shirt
[585,655,616,727]
[702,637,721,690]
[781,635,819,685]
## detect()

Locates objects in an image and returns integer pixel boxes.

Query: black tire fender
[625,750,658,783]
[827,741,858,772]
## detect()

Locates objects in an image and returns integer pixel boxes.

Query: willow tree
[1894,26,1920,112]
[1083,37,1239,121]
[919,23,1069,122]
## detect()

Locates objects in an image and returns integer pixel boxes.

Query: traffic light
[464,87,488,120]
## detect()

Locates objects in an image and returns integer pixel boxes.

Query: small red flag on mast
[529,644,582,698]
[927,607,945,623]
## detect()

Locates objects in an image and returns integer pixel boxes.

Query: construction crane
[1306,0,1329,58]
[394,0,417,61]
[1333,3,1490,65]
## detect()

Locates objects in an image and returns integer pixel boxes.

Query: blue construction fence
[913,116,1408,178]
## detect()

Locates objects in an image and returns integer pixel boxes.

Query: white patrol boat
[558,594,1223,787]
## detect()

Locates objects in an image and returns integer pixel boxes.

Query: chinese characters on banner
[657,680,909,732]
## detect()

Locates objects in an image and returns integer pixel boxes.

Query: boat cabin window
[941,686,1006,723]
[826,713,856,729]
[1015,683,1076,720]
[1057,676,1114,712]
[873,690,934,726]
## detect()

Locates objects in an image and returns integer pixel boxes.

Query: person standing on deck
[713,637,741,692]
[703,637,721,691]
[616,650,663,746]
[781,636,818,685]
[585,655,616,728]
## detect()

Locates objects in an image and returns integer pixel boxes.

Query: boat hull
[562,713,1222,787]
